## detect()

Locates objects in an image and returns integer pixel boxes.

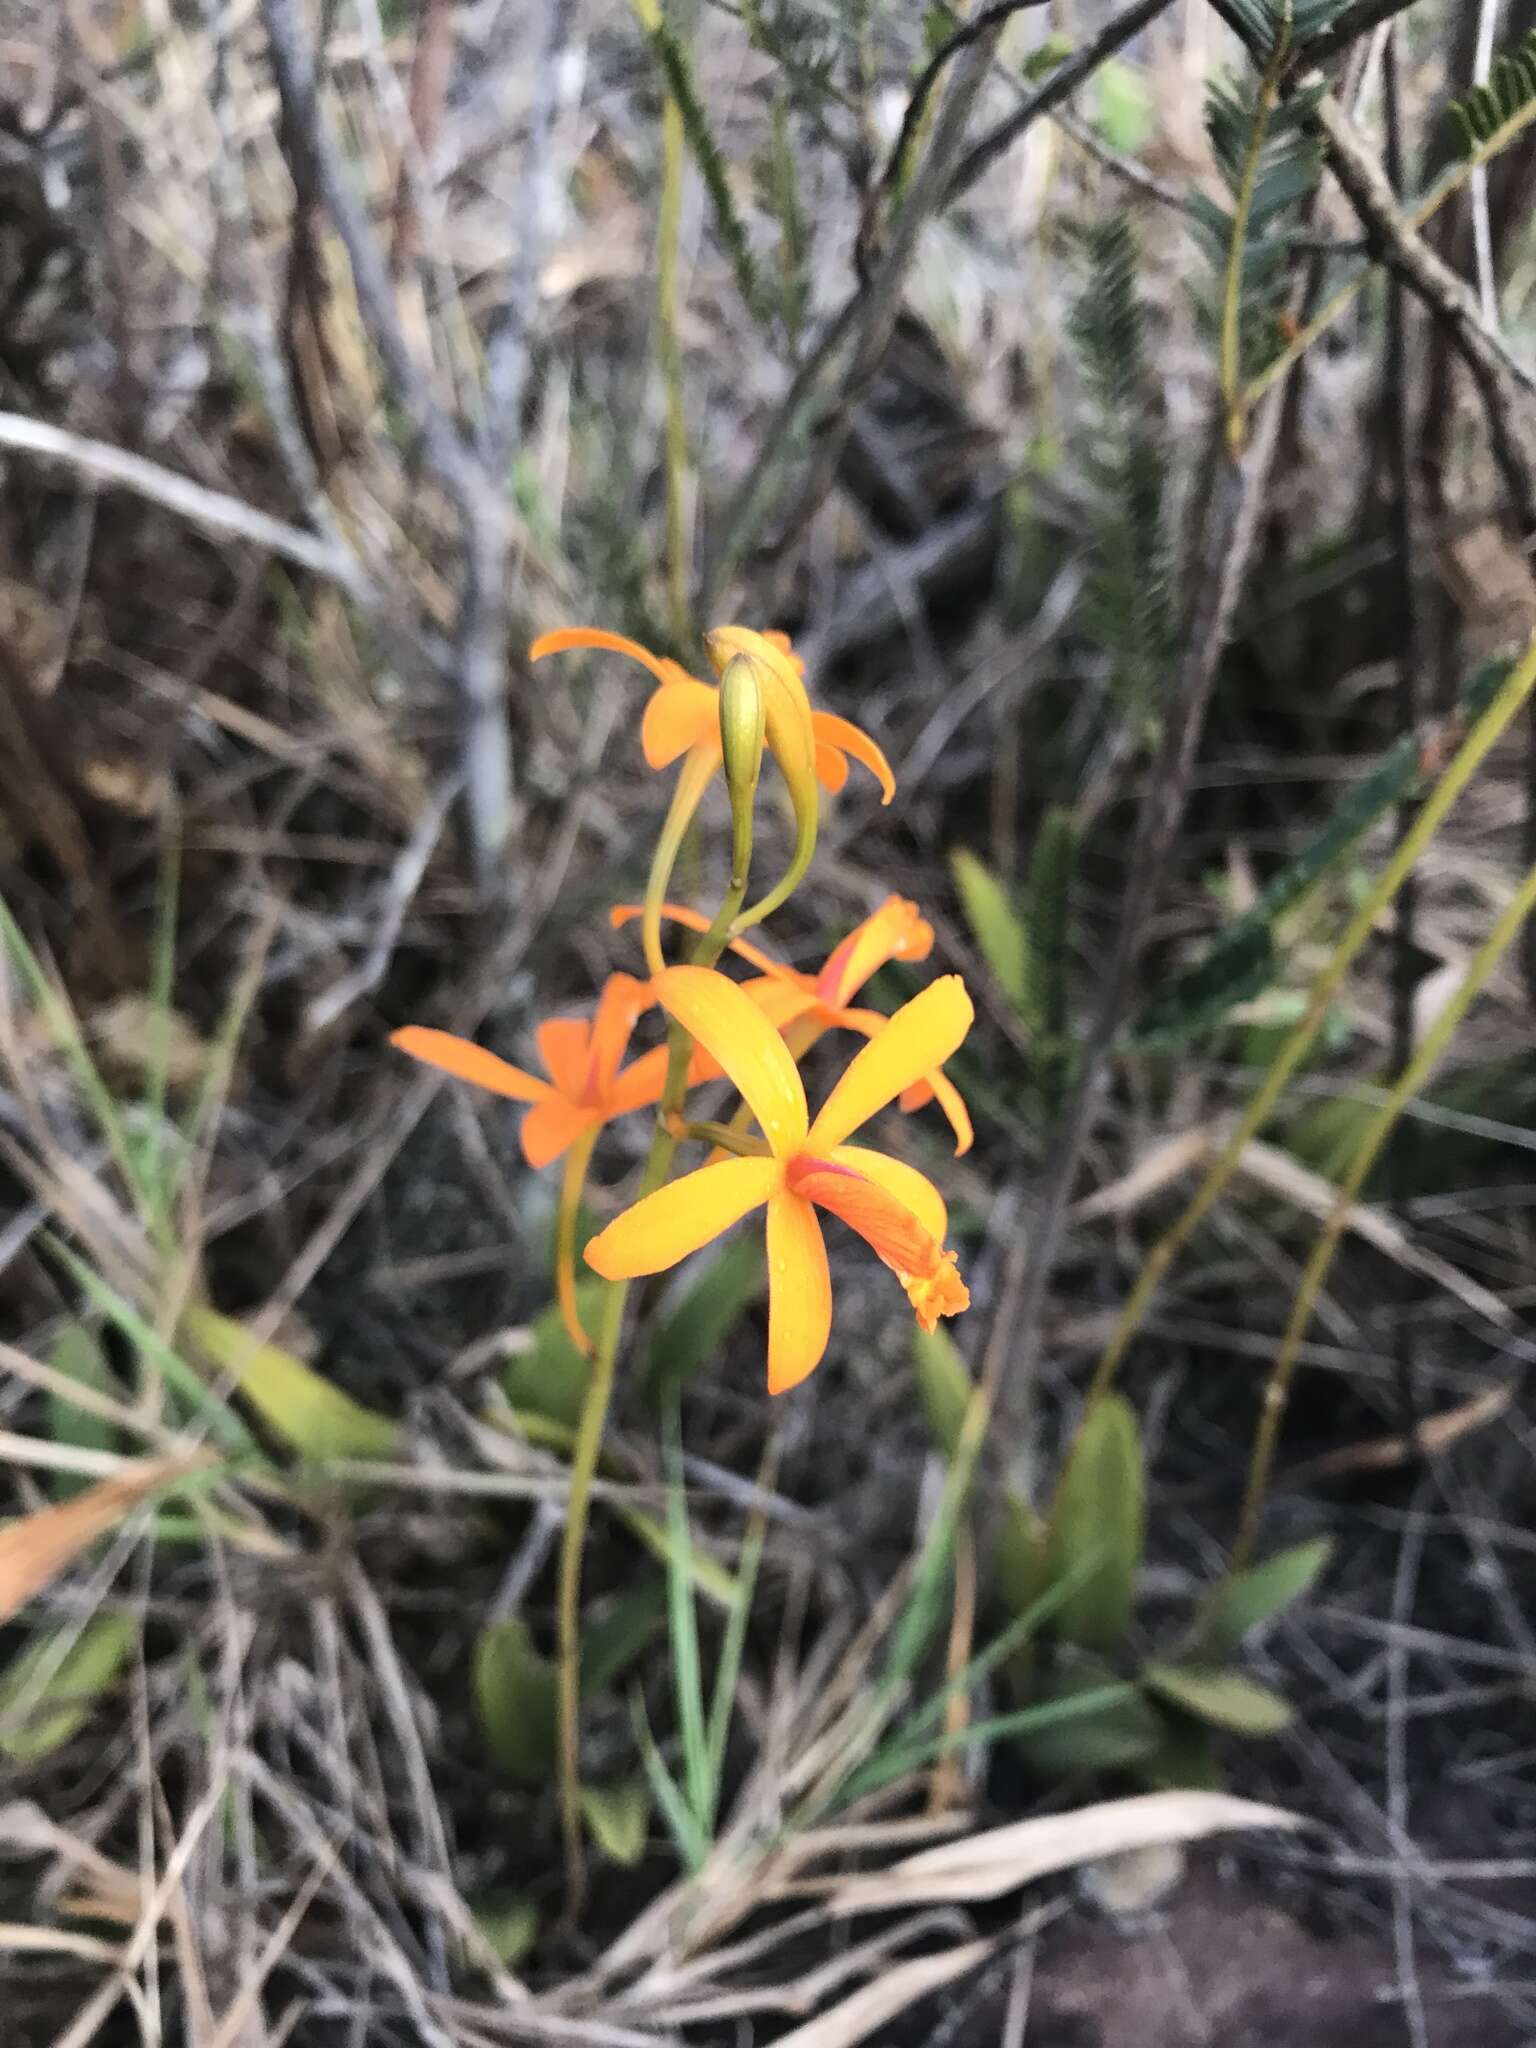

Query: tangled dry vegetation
[4,0,1536,2042]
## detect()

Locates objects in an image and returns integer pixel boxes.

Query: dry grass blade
[762,1934,999,2048]
[823,1791,1302,1913]
[0,1455,211,1623]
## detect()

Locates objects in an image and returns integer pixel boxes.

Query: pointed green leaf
[1013,1652,1164,1776]
[912,1324,1045,1619]
[503,1286,600,1430]
[472,1895,539,1968]
[579,1582,668,1697]
[579,1776,650,1867]
[182,1306,398,1461]
[47,1325,121,1501]
[0,1614,137,1763]
[1198,1538,1332,1654]
[1138,1706,1225,1792]
[950,848,1030,1014]
[1142,1662,1294,1735]
[473,1618,558,1782]
[1046,1395,1144,1653]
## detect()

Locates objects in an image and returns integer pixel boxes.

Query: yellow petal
[585,1156,780,1278]
[741,977,821,1031]
[641,678,720,770]
[825,1144,947,1242]
[806,976,974,1152]
[811,711,896,804]
[765,1190,832,1395]
[653,966,808,1156]
[530,626,677,688]
[390,1027,549,1104]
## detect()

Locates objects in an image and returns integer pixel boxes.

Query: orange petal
[521,1095,601,1169]
[765,1190,832,1395]
[902,1066,973,1155]
[811,711,896,805]
[788,1156,940,1277]
[530,626,677,689]
[653,966,809,1157]
[609,903,789,981]
[814,742,848,794]
[606,1042,673,1115]
[761,629,806,674]
[806,977,974,1153]
[824,1143,947,1243]
[585,1155,780,1278]
[816,897,934,1009]
[741,977,822,1032]
[537,1017,590,1097]
[390,1027,549,1104]
[641,678,721,771]
[585,973,651,1099]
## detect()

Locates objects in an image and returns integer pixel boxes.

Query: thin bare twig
[1317,92,1536,531]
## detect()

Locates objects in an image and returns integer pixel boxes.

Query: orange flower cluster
[391,626,975,1393]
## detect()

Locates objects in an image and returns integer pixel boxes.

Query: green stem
[556,769,755,1914]
[1230,851,1536,1571]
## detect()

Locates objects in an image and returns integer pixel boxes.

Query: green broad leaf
[1138,1708,1225,1792]
[1013,1653,1165,1776]
[182,1306,398,1461]
[644,1235,764,1398]
[473,1618,558,1783]
[47,1324,121,1501]
[1045,1395,1144,1654]
[579,1582,669,1696]
[1198,1538,1332,1654]
[0,1615,137,1763]
[1094,59,1152,154]
[950,848,1030,1015]
[503,1286,600,1430]
[471,1894,539,1969]
[579,1776,650,1867]
[1142,1662,1294,1736]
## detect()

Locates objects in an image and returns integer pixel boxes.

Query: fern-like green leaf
[1069,218,1175,733]
[1448,28,1536,156]
[646,18,766,326]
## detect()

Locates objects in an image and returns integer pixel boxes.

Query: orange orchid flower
[584,967,974,1395]
[528,625,895,808]
[611,897,974,1155]
[391,975,674,1353]
[390,974,663,1169]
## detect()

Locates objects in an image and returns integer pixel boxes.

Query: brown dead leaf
[822,1792,1301,1915]
[766,1935,998,2048]
[0,1456,208,1623]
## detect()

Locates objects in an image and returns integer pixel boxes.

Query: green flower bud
[718,651,767,806]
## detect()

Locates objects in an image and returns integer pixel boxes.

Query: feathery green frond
[1069,218,1175,734]
[645,17,767,326]
[1448,27,1536,157]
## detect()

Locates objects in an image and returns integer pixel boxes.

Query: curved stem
[555,1127,600,1356]
[642,748,719,979]
[1230,851,1536,1571]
